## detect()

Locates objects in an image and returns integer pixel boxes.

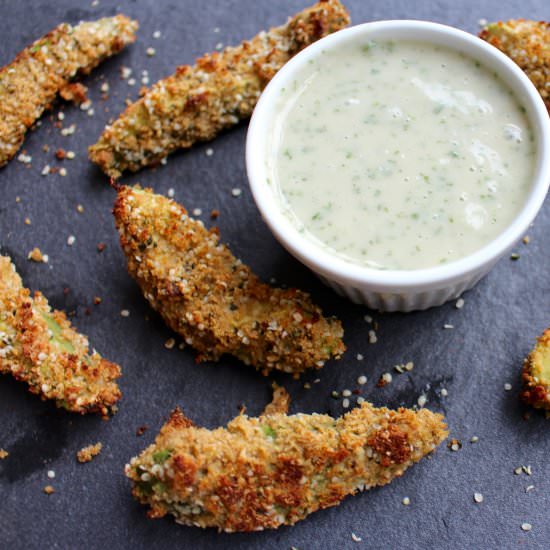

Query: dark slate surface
[0,1,548,549]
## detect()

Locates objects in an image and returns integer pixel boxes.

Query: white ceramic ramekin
[246,20,550,312]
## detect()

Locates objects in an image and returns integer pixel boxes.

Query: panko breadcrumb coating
[521,328,550,410]
[479,20,549,112]
[0,256,121,415]
[0,15,138,167]
[114,186,345,376]
[77,442,103,463]
[89,0,350,178]
[126,401,447,531]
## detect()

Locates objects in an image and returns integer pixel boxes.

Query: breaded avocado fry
[521,328,550,410]
[89,0,350,178]
[479,20,549,112]
[113,186,345,376]
[0,256,121,415]
[0,15,138,167]
[126,401,447,531]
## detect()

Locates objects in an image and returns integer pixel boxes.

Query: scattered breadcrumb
[43,485,55,495]
[27,247,48,263]
[136,425,148,436]
[522,236,530,244]
[377,372,392,387]
[77,442,102,463]
[448,439,462,452]
[164,338,175,350]
[0,449,8,459]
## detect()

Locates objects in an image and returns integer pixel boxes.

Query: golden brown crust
[479,19,549,113]
[521,328,550,410]
[113,186,345,375]
[0,15,138,167]
[89,0,350,178]
[126,402,447,531]
[0,256,121,415]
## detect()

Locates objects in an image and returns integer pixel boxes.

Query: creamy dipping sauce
[268,40,535,270]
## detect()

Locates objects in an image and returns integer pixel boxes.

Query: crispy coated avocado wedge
[0,15,138,167]
[126,401,447,531]
[479,19,549,112]
[0,256,121,416]
[113,186,345,376]
[521,328,550,411]
[89,0,350,178]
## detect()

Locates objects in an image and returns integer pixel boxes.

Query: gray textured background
[0,1,548,549]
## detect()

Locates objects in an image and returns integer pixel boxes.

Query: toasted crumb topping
[126,401,447,531]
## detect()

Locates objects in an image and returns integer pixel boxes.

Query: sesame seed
[205,147,214,156]
[167,188,175,198]
[402,497,410,505]
[24,217,31,226]
[58,112,65,120]
[478,18,488,26]
[80,100,92,111]
[443,324,454,329]
[357,375,367,385]
[213,27,220,33]
[215,42,223,50]
[504,383,512,391]
[405,361,414,371]
[66,151,75,159]
[470,436,479,443]
[440,388,448,397]
[146,47,156,56]
[342,398,350,408]
[510,253,520,261]
[364,315,373,323]
[514,467,523,475]
[165,338,175,350]
[521,523,532,532]
[382,372,392,384]
[417,393,427,407]
[59,167,67,177]
[522,465,532,476]
[67,235,76,246]
[100,82,110,93]
[192,208,202,216]
[141,76,150,85]
[120,309,130,317]
[357,396,365,404]
[522,236,530,244]
[61,124,75,136]
[153,30,161,39]
[87,109,95,117]
[77,204,84,213]
[351,533,362,542]
[455,298,465,309]
[232,188,242,197]
[47,470,55,479]
[17,153,32,164]
[526,485,534,493]
[368,330,377,344]
[121,66,132,79]
[473,493,483,503]
[331,391,340,399]
[128,78,136,86]
[342,389,351,397]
